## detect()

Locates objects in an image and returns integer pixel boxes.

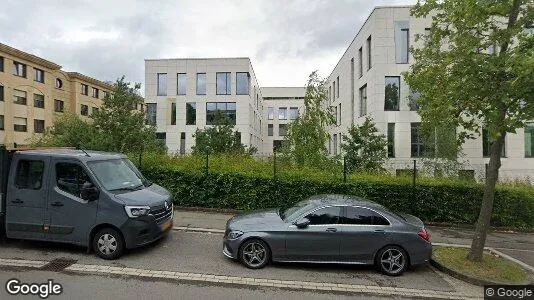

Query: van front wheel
[93,228,124,260]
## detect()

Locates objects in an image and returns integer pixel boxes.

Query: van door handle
[326,228,338,232]
[374,229,386,233]
[12,199,23,204]
[51,202,64,207]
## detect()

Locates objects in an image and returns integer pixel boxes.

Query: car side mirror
[294,217,310,229]
[80,182,99,201]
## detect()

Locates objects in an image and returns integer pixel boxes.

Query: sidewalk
[173,209,534,269]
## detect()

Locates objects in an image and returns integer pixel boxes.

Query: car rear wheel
[239,239,270,269]
[376,245,408,276]
[93,228,124,260]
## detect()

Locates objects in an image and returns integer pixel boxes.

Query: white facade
[144,58,266,155]
[325,5,534,180]
[261,87,306,153]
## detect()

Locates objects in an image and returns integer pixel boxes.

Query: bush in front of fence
[136,154,534,229]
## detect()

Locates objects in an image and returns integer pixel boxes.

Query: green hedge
[138,163,534,229]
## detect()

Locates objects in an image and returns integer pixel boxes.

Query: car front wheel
[93,228,124,260]
[239,239,270,269]
[376,245,408,276]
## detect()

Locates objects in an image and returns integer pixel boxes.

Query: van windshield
[87,159,149,191]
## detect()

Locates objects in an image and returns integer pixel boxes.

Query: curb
[173,226,224,234]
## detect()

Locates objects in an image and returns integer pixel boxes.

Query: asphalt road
[0,268,401,300]
[0,230,455,292]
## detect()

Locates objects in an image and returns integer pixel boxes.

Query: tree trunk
[467,131,506,261]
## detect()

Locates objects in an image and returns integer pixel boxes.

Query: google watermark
[485,285,533,300]
[5,278,63,299]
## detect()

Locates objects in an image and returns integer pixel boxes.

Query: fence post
[273,147,277,180]
[485,163,488,179]
[343,156,347,183]
[412,160,417,187]
[205,148,210,177]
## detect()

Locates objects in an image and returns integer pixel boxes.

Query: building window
[268,124,274,136]
[55,78,63,89]
[350,58,355,124]
[289,107,299,120]
[0,85,4,101]
[171,102,176,125]
[395,21,410,64]
[206,102,236,125]
[411,123,425,157]
[13,89,27,105]
[80,104,89,116]
[146,103,157,125]
[278,107,287,120]
[333,106,338,126]
[333,81,336,99]
[328,86,332,103]
[13,61,26,77]
[13,117,27,132]
[196,73,206,95]
[358,47,363,78]
[279,124,287,136]
[424,27,431,44]
[157,73,167,96]
[333,134,338,155]
[359,85,367,117]
[384,76,400,111]
[336,76,340,98]
[0,56,3,72]
[482,128,506,157]
[34,119,45,133]
[92,87,99,98]
[177,73,187,95]
[155,132,166,143]
[80,84,88,95]
[409,88,421,111]
[103,91,109,99]
[54,100,64,113]
[267,107,274,120]
[92,107,99,116]
[525,123,534,157]
[216,72,231,95]
[0,115,4,130]
[186,102,196,125]
[387,123,395,158]
[180,132,186,155]
[34,94,44,108]
[236,72,250,95]
[34,68,45,83]
[273,140,283,151]
[367,36,372,70]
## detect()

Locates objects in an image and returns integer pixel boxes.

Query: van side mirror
[294,217,310,229]
[80,182,99,201]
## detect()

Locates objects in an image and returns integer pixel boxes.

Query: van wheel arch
[88,224,124,252]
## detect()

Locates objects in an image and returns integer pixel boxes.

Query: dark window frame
[171,102,176,125]
[34,119,45,133]
[411,122,425,157]
[55,162,93,198]
[54,99,64,113]
[205,102,236,125]
[196,73,206,95]
[216,72,232,95]
[366,35,372,70]
[13,61,27,78]
[80,104,89,116]
[33,93,45,108]
[387,123,395,158]
[157,73,167,96]
[15,160,45,190]
[33,68,45,83]
[146,103,157,125]
[236,72,250,95]
[177,73,187,95]
[384,76,400,111]
[80,84,89,95]
[186,102,197,125]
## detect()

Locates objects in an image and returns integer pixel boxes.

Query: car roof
[13,148,126,162]
[306,194,384,209]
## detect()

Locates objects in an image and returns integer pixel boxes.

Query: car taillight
[418,228,431,242]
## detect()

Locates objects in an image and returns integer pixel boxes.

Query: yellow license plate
[160,220,172,232]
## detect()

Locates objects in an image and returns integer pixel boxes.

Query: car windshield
[88,158,150,191]
[279,200,311,221]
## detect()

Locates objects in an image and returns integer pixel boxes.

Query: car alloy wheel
[239,239,270,269]
[93,228,124,260]
[377,246,408,276]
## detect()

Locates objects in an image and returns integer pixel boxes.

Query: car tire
[93,228,124,260]
[376,245,408,276]
[238,239,270,269]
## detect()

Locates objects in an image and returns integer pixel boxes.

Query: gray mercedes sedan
[223,195,432,276]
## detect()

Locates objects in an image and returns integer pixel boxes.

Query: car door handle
[51,202,64,207]
[326,228,338,232]
[11,199,23,204]
[374,229,386,233]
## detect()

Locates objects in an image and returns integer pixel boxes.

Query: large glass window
[34,68,45,83]
[236,72,250,95]
[92,87,99,98]
[54,99,64,113]
[333,81,336,99]
[216,72,231,95]
[409,88,421,111]
[186,102,196,125]
[80,84,88,95]
[367,35,372,70]
[177,73,187,95]
[305,206,341,225]
[342,207,389,225]
[15,160,44,190]
[358,47,363,77]
[289,107,299,120]
[336,76,340,98]
[482,128,506,157]
[171,102,176,125]
[388,123,395,158]
[34,119,45,133]
[525,123,534,158]
[278,107,287,120]
[87,159,145,192]
[268,124,273,136]
[146,103,157,125]
[267,107,274,120]
[384,76,400,111]
[279,124,287,136]
[13,89,27,105]
[34,94,44,108]
[411,123,425,157]
[395,21,410,64]
[196,73,206,95]
[359,85,367,117]
[56,163,93,197]
[13,61,26,77]
[157,73,167,96]
[206,102,236,125]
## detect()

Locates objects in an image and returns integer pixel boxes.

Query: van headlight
[228,230,244,240]
[125,206,150,218]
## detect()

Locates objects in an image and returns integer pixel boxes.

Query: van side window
[15,160,45,190]
[56,163,92,198]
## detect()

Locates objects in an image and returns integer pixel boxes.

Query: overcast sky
[1,0,413,92]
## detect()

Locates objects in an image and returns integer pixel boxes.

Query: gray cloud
[0,0,412,89]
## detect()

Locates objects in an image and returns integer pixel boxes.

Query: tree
[32,113,102,149]
[341,117,387,173]
[281,71,335,166]
[404,0,534,261]
[192,111,256,155]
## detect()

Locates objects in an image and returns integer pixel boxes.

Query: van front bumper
[121,216,173,249]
